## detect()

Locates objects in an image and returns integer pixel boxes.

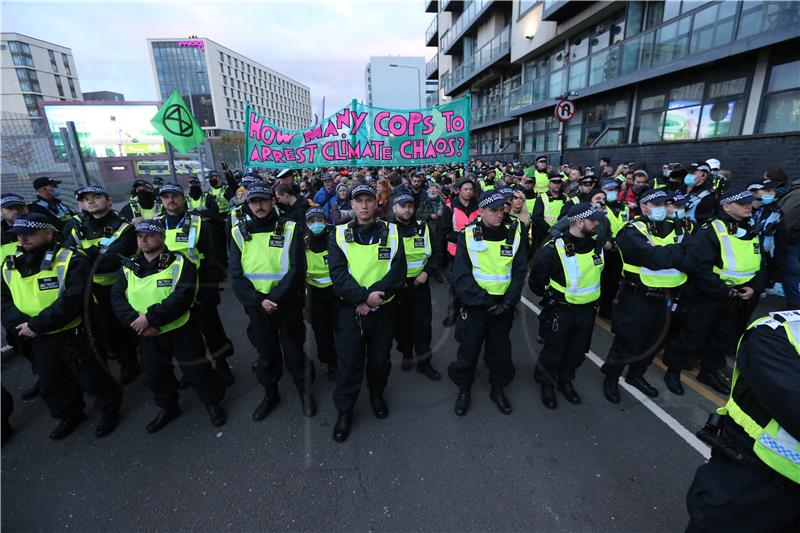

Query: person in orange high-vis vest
[441,176,480,327]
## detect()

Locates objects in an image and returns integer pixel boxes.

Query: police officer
[391,191,442,380]
[304,207,338,380]
[229,184,316,421]
[157,183,235,385]
[663,188,764,396]
[600,190,688,403]
[530,203,605,409]
[441,176,479,326]
[683,162,718,226]
[667,192,696,236]
[63,186,141,384]
[531,155,550,196]
[185,176,220,218]
[328,183,406,443]
[27,177,76,231]
[1,194,28,261]
[531,174,573,247]
[1,214,123,439]
[111,219,226,432]
[120,180,162,223]
[686,311,800,530]
[448,190,528,416]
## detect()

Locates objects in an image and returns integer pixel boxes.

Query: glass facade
[758,58,800,134]
[152,41,215,128]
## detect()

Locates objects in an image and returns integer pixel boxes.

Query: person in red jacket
[441,176,479,326]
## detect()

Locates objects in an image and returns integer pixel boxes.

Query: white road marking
[520,296,711,459]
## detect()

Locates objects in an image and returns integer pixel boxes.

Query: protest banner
[244,95,470,168]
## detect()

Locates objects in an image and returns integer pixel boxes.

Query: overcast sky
[2,0,433,112]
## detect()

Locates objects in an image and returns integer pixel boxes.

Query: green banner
[150,89,206,154]
[245,95,470,168]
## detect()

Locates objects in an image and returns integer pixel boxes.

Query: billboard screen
[43,102,166,159]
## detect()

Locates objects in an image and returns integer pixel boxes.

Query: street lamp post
[389,63,423,108]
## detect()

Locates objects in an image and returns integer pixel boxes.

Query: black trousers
[90,284,138,367]
[663,289,752,373]
[448,305,516,390]
[394,280,433,364]
[138,318,225,408]
[307,286,339,368]
[599,250,622,316]
[686,454,800,532]
[535,302,596,386]
[32,327,122,419]
[444,255,461,319]
[601,284,672,379]
[333,302,396,412]
[195,287,234,360]
[245,299,314,394]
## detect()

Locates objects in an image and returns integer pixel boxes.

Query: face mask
[735,227,747,238]
[760,194,775,205]
[684,175,696,187]
[606,195,617,203]
[308,222,326,235]
[51,188,61,199]
[649,206,667,222]
[673,208,685,220]
[136,190,156,208]
[633,184,645,193]
[189,185,202,198]
[592,201,605,210]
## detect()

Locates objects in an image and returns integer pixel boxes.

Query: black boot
[206,403,227,427]
[417,361,442,381]
[21,380,40,401]
[119,361,142,385]
[253,389,281,421]
[333,411,352,443]
[489,386,512,415]
[370,393,388,419]
[454,389,471,416]
[146,406,181,433]
[400,353,413,371]
[541,385,557,410]
[626,375,659,397]
[697,369,731,395]
[49,411,87,440]
[300,393,317,418]
[215,358,235,387]
[557,380,581,405]
[603,377,620,404]
[95,411,120,437]
[664,368,684,395]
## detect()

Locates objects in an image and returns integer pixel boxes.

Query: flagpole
[167,142,177,181]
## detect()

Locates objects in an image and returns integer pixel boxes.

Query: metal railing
[426,15,439,45]
[442,26,510,94]
[440,0,494,52]
[426,55,439,78]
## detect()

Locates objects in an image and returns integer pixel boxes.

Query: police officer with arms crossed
[686,310,800,531]
[304,207,338,380]
[391,191,442,380]
[63,186,141,384]
[112,219,226,432]
[448,190,528,416]
[328,183,406,443]
[663,188,764,396]
[1,214,123,439]
[157,183,236,385]
[229,184,316,421]
[530,203,605,409]
[600,189,688,403]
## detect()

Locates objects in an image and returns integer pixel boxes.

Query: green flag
[150,90,206,153]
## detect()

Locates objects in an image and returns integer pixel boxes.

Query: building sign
[555,98,576,122]
[177,40,205,52]
[244,95,471,168]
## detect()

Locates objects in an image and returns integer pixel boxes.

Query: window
[689,1,736,54]
[48,49,58,72]
[522,114,559,153]
[565,98,628,148]
[758,59,800,134]
[653,16,691,65]
[738,1,800,40]
[67,78,76,99]
[55,76,64,97]
[9,41,33,67]
[61,53,71,75]
[15,68,41,92]
[24,94,43,118]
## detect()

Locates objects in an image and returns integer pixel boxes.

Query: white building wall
[364,56,427,109]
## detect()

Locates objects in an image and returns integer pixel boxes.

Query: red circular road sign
[555,99,576,122]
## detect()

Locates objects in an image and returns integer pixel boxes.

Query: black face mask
[209,179,220,188]
[633,184,646,193]
[136,190,156,208]
[189,185,203,199]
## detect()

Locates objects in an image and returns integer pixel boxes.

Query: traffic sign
[555,99,576,122]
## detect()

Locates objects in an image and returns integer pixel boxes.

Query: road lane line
[520,296,711,459]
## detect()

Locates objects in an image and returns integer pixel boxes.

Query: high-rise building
[365,56,430,108]
[425,1,800,177]
[147,37,312,133]
[1,32,83,122]
[83,90,124,102]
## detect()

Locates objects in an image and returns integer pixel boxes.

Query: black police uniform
[62,210,140,381]
[686,314,800,531]
[683,182,718,227]
[111,249,225,410]
[327,220,406,414]
[229,211,314,403]
[1,244,122,430]
[530,191,570,248]
[27,196,75,231]
[306,227,339,375]
[1,219,34,370]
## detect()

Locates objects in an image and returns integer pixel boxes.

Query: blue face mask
[673,208,686,220]
[684,175,696,187]
[308,222,326,235]
[51,187,62,199]
[760,194,775,205]
[649,206,667,222]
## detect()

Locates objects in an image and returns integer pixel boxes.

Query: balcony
[425,0,438,13]
[426,55,439,79]
[426,15,439,47]
[426,91,440,107]
[508,0,800,116]
[441,0,463,13]
[442,26,510,95]
[440,0,496,54]
[541,0,592,23]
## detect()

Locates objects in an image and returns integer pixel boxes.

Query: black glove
[488,302,509,316]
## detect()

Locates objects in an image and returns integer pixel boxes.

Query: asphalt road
[1,279,779,532]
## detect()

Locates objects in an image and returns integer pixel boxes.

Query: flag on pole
[150,90,206,153]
